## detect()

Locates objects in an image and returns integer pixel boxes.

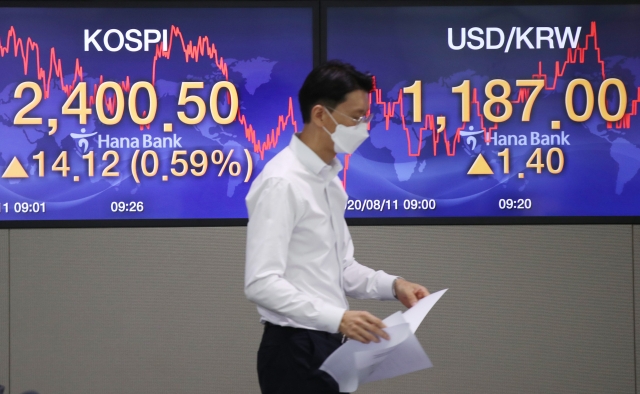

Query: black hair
[298,60,373,124]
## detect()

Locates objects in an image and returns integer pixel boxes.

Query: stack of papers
[319,289,448,392]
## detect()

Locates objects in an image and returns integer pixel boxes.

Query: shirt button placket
[324,183,345,297]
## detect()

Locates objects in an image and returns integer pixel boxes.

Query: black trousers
[257,322,349,394]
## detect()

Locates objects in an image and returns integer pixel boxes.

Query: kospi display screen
[0,6,311,223]
[327,5,640,220]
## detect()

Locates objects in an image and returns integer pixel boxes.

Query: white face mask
[322,108,370,154]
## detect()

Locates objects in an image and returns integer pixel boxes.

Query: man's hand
[394,278,429,308]
[339,310,390,344]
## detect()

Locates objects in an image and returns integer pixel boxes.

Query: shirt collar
[289,134,343,181]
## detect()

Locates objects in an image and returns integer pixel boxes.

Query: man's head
[298,60,373,125]
[297,60,373,160]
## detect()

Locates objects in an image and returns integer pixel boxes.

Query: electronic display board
[2,4,640,225]
[327,5,640,221]
[0,6,311,223]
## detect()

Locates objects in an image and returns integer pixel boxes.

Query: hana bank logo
[459,125,484,151]
[447,26,582,52]
[71,128,98,153]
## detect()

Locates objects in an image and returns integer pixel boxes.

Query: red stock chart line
[341,21,640,190]
[0,25,298,160]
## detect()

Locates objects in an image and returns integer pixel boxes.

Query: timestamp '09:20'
[498,199,532,210]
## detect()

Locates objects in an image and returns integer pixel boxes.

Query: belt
[263,321,347,344]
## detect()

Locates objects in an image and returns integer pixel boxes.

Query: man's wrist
[392,277,404,299]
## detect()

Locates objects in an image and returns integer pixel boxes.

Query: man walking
[245,60,429,393]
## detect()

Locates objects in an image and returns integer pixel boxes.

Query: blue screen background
[0,7,311,220]
[328,5,640,218]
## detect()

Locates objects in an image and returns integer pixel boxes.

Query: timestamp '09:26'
[111,201,144,212]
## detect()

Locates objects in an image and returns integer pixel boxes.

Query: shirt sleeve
[244,177,346,333]
[341,221,398,300]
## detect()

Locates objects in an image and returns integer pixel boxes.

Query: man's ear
[310,104,326,129]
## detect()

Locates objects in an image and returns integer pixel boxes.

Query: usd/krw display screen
[0,7,310,221]
[328,5,640,219]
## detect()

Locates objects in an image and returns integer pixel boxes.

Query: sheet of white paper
[402,288,448,333]
[353,323,412,384]
[382,310,405,327]
[320,289,447,392]
[320,323,410,392]
[358,332,432,384]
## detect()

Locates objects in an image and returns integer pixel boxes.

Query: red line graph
[608,87,640,129]
[342,21,639,189]
[533,21,606,90]
[1,21,638,192]
[0,25,297,159]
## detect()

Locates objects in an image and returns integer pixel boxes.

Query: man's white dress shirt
[245,134,397,334]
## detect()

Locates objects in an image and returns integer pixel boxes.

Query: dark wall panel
[0,231,8,393]
[10,228,260,394]
[6,225,636,394]
[348,225,635,394]
[634,224,639,394]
